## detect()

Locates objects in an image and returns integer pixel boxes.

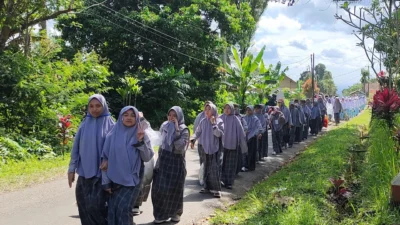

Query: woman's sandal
[214,192,221,198]
[199,189,210,194]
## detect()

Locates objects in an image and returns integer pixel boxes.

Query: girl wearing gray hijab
[68,94,115,225]
[151,106,190,224]
[333,97,343,125]
[219,104,247,189]
[233,103,248,175]
[101,106,154,225]
[191,103,224,198]
[243,106,263,171]
[278,99,292,149]
[269,107,285,155]
[193,101,212,165]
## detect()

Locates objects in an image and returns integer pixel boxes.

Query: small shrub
[0,136,29,163]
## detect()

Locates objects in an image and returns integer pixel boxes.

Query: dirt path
[0,129,327,225]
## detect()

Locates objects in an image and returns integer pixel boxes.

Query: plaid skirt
[282,123,290,145]
[221,148,238,186]
[151,149,186,220]
[134,162,149,208]
[198,144,205,165]
[76,176,108,225]
[236,147,243,175]
[200,150,222,192]
[247,136,257,171]
[272,130,282,153]
[108,185,140,225]
[134,183,151,208]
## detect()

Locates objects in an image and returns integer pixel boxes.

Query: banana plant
[254,61,288,104]
[116,76,142,106]
[223,46,266,107]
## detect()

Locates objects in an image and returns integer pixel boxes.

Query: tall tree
[302,77,320,98]
[315,63,326,82]
[0,0,82,52]
[320,71,337,95]
[299,70,311,81]
[58,0,255,122]
[233,0,269,60]
[139,66,195,126]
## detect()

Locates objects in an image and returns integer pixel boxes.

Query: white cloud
[251,1,375,95]
[257,14,302,34]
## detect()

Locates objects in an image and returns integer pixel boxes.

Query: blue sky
[250,0,374,94]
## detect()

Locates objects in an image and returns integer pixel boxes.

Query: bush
[0,131,55,164]
[0,41,111,149]
[0,136,29,163]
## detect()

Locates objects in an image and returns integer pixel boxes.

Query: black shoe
[226,185,232,189]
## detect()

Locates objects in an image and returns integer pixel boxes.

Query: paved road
[0,129,325,225]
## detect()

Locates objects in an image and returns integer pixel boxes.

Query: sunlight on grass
[0,153,70,192]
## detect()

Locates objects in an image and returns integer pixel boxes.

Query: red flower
[373,88,400,115]
[339,188,348,195]
[378,71,385,77]
[329,177,344,188]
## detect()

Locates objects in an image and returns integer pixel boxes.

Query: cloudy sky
[250,0,374,94]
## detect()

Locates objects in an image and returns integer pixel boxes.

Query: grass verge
[0,153,70,192]
[211,110,371,225]
[341,115,400,224]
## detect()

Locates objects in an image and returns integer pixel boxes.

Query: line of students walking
[68,94,365,225]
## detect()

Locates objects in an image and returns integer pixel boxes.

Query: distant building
[273,75,297,99]
[363,81,380,97]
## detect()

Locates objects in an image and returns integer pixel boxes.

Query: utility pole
[311,53,315,104]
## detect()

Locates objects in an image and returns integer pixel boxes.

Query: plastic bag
[139,117,162,147]
[143,157,155,186]
[323,115,329,128]
[199,163,204,186]
[145,128,162,147]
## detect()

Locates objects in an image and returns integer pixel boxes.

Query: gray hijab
[219,104,245,150]
[161,106,185,152]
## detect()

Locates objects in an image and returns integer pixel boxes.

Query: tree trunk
[0,26,11,52]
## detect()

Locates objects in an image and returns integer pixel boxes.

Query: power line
[333,68,361,79]
[319,1,333,11]
[283,56,309,66]
[83,11,220,67]
[89,0,219,57]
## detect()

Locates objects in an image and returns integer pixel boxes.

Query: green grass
[211,110,371,225]
[0,153,70,192]
[342,116,400,224]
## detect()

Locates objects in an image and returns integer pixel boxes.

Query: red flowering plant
[58,114,72,158]
[377,71,389,88]
[372,88,400,126]
[328,177,352,208]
